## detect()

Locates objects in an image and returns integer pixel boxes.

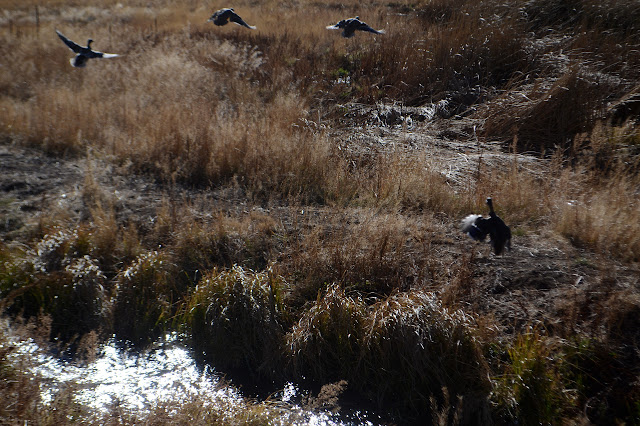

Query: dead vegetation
[1,0,640,424]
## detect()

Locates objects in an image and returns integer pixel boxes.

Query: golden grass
[2,0,640,423]
[556,175,640,262]
[491,328,571,423]
[1,0,637,219]
[358,290,490,422]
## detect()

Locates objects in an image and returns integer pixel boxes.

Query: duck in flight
[56,30,119,68]
[207,8,256,29]
[326,16,385,38]
[461,197,512,255]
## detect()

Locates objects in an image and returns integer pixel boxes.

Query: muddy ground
[1,112,639,340]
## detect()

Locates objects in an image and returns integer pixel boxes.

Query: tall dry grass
[552,123,640,262]
[185,265,286,381]
[357,291,490,422]
[2,28,338,199]
[1,0,636,219]
[2,0,640,423]
[287,284,365,383]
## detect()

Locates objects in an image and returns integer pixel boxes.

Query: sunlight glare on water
[24,333,236,412]
[11,332,373,425]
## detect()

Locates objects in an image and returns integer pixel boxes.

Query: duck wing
[229,11,256,29]
[461,215,489,241]
[92,51,119,59]
[327,18,346,30]
[356,22,384,35]
[56,30,84,53]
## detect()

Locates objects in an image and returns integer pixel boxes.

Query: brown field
[1,0,640,424]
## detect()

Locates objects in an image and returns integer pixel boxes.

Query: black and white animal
[56,30,119,68]
[326,16,385,38]
[207,8,256,29]
[461,198,512,255]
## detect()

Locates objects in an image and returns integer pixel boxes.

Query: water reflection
[13,333,375,425]
[22,334,233,411]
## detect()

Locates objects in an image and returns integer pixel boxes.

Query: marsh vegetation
[1,0,640,424]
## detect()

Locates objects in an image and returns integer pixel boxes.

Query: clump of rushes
[112,250,175,346]
[491,329,571,425]
[2,231,108,348]
[357,291,490,423]
[483,68,603,154]
[57,255,108,337]
[0,244,35,311]
[186,265,286,381]
[287,284,365,384]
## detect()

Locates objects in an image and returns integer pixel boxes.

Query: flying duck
[56,30,119,68]
[461,198,512,255]
[207,8,256,29]
[326,16,385,38]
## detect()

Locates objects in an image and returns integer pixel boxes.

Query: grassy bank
[1,0,640,423]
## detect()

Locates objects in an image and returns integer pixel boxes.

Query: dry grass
[287,284,365,383]
[553,123,640,262]
[2,0,640,423]
[185,265,286,380]
[281,210,439,304]
[358,291,490,422]
[491,328,571,424]
[556,175,640,262]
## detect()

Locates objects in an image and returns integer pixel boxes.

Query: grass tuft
[492,329,571,425]
[287,284,365,383]
[112,250,175,346]
[358,291,490,422]
[185,265,286,381]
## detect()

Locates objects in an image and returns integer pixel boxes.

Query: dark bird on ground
[461,198,512,255]
[207,8,256,29]
[326,16,385,38]
[56,30,119,68]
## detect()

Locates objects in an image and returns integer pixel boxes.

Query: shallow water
[11,332,376,425]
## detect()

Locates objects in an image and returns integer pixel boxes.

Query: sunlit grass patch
[112,250,175,346]
[491,329,571,424]
[1,0,640,423]
[170,211,279,281]
[489,326,640,425]
[1,230,109,347]
[555,169,640,262]
[185,265,286,380]
[282,210,439,304]
[287,284,365,383]
[357,291,490,422]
